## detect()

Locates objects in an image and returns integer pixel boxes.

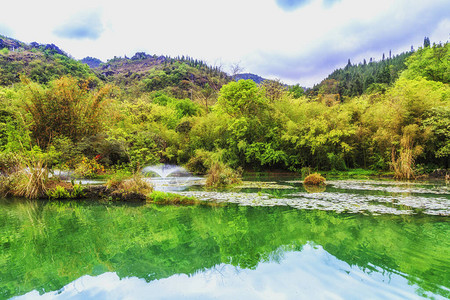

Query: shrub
[327,153,347,171]
[300,166,311,178]
[205,162,242,188]
[185,149,214,174]
[0,152,22,175]
[106,172,153,196]
[74,156,105,178]
[303,173,326,185]
[0,175,19,197]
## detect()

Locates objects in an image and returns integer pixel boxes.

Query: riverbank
[243,168,449,181]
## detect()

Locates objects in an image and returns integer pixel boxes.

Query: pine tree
[345,59,352,69]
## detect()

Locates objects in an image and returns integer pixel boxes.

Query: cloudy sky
[1,0,449,86]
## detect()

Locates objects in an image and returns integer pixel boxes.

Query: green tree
[217,80,267,117]
[23,77,114,147]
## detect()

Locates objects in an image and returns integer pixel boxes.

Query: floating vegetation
[327,180,450,195]
[235,181,295,189]
[174,179,450,216]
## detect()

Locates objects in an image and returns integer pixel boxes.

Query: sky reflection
[14,244,440,300]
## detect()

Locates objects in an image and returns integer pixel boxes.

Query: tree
[229,62,244,81]
[288,84,304,98]
[261,79,285,101]
[424,36,431,48]
[345,59,352,69]
[402,42,449,83]
[217,80,266,117]
[23,76,113,147]
[376,65,391,84]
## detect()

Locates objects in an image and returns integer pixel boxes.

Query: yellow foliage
[303,173,326,185]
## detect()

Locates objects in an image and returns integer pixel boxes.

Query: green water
[1,180,449,299]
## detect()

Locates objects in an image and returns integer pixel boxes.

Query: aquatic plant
[303,173,326,185]
[147,191,199,205]
[47,185,71,199]
[70,183,86,198]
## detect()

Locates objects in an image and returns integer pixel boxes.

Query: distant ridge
[81,56,103,68]
[234,73,267,84]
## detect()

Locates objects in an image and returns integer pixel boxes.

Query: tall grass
[391,134,415,180]
[15,158,48,199]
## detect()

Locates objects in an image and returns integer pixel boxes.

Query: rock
[101,71,114,77]
[83,185,146,202]
[30,42,41,48]
[44,43,66,56]
[131,52,151,60]
[0,38,20,50]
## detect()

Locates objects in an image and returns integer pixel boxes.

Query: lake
[1,177,449,299]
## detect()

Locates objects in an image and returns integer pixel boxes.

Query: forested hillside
[0,35,448,180]
[0,35,95,86]
[92,53,230,99]
[312,51,412,97]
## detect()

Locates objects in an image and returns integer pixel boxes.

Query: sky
[1,0,449,86]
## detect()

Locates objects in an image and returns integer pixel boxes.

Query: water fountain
[142,164,203,192]
[142,165,190,178]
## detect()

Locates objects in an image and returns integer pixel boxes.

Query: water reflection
[1,196,449,299]
[147,176,204,192]
[15,245,439,300]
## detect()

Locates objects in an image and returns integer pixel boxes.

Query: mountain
[0,35,231,98]
[0,35,94,86]
[80,56,103,68]
[89,53,231,98]
[234,73,267,84]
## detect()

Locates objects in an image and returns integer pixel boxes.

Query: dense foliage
[0,36,448,178]
[312,51,412,97]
